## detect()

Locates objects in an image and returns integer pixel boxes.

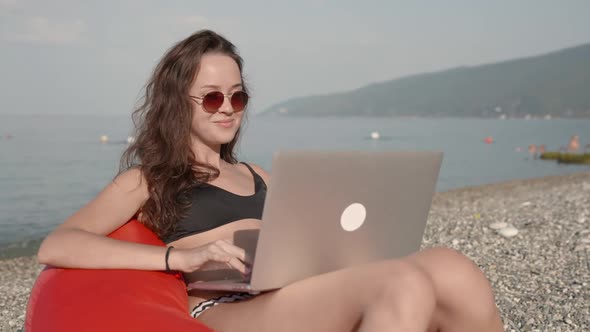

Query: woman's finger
[226,256,248,275]
[216,240,248,263]
[206,251,248,275]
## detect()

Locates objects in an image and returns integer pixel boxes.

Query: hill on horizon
[260,43,590,118]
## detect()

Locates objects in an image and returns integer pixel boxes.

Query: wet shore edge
[1,171,589,331]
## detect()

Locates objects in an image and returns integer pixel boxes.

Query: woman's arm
[37,168,250,274]
[36,168,168,270]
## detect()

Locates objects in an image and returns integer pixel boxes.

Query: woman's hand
[168,240,251,275]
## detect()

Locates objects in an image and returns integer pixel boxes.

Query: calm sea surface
[1,114,588,257]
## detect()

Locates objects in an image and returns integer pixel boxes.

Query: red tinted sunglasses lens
[201,91,249,113]
[202,91,225,113]
[230,91,248,112]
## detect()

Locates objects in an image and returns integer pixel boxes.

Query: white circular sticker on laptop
[340,203,366,232]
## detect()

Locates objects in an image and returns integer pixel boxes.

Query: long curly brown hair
[120,30,248,238]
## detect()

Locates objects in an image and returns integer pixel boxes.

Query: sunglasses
[189,91,249,113]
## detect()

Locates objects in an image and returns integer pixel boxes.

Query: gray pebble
[498,225,519,238]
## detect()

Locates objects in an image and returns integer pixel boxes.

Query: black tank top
[162,162,267,244]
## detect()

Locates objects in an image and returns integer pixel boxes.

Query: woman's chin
[213,134,237,146]
[193,129,238,148]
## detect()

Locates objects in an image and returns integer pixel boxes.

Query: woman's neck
[191,139,223,168]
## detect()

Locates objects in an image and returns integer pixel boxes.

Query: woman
[38,30,504,331]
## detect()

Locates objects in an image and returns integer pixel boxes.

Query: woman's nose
[218,96,234,114]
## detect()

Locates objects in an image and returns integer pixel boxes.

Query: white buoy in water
[127,136,135,144]
[100,135,109,143]
[370,131,380,140]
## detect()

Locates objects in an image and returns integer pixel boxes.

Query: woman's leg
[195,247,503,332]
[196,259,437,332]
[403,247,504,332]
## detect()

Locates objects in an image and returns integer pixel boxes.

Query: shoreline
[439,169,590,195]
[1,172,589,331]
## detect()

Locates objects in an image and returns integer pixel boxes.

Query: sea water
[1,114,588,257]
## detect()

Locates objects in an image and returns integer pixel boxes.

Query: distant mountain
[260,43,590,118]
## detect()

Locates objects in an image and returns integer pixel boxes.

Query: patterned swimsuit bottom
[191,292,255,318]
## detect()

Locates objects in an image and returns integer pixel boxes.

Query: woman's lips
[214,119,234,128]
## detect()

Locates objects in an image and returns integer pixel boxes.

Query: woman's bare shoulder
[111,167,149,197]
[246,163,271,184]
[54,167,150,235]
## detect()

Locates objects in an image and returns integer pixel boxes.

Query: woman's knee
[413,247,499,320]
[368,260,437,314]
[417,247,492,287]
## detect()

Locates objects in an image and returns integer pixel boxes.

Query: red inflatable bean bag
[25,220,213,332]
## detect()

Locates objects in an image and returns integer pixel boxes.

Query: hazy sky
[1,0,589,115]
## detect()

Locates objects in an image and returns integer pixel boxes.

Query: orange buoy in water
[484,136,494,144]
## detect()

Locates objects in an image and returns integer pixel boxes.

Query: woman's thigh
[196,259,433,332]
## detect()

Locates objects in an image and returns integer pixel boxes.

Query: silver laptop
[186,150,443,294]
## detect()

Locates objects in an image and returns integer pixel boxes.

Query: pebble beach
[1,172,589,331]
